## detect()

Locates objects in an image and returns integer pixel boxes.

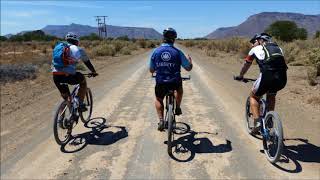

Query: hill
[205,12,320,39]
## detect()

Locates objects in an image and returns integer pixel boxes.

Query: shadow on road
[168,122,232,162]
[271,138,320,173]
[60,117,128,153]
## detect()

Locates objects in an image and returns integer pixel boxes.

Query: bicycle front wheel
[80,88,93,123]
[263,111,284,163]
[167,107,175,155]
[53,101,72,145]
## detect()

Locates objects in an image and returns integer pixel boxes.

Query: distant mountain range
[205,12,320,39]
[6,23,162,39]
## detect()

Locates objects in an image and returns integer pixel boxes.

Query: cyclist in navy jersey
[149,28,193,131]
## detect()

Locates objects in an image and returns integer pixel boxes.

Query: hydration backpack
[261,42,288,71]
[52,42,72,68]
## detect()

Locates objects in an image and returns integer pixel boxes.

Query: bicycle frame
[165,91,176,126]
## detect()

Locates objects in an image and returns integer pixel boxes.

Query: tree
[315,31,320,39]
[266,21,308,42]
[0,36,8,41]
[9,30,58,41]
[296,28,308,40]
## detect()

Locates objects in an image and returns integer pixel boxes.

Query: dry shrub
[0,64,38,83]
[308,48,320,76]
[137,39,147,48]
[307,96,320,105]
[205,49,217,57]
[184,41,196,47]
[119,48,131,55]
[307,67,318,86]
[92,43,116,56]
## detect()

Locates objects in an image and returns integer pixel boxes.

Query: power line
[94,16,108,39]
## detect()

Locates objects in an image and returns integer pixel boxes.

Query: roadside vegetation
[0,31,160,84]
[180,21,320,86]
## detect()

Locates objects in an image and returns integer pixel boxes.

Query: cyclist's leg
[174,81,183,112]
[74,72,87,101]
[251,73,264,120]
[266,70,287,112]
[155,83,164,119]
[53,75,71,101]
[155,83,166,130]
[266,93,276,111]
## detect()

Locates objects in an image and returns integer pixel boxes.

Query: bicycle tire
[80,88,93,123]
[167,106,174,155]
[53,101,72,145]
[263,111,284,163]
[245,97,254,134]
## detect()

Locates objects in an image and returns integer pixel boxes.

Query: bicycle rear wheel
[167,107,175,155]
[53,101,72,145]
[245,97,255,134]
[262,111,284,163]
[80,88,93,123]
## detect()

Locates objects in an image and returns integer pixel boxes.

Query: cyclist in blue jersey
[52,32,98,112]
[149,28,193,131]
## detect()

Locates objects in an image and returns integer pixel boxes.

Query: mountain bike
[234,76,284,163]
[53,73,96,145]
[152,74,191,155]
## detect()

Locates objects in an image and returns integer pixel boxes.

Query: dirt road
[1,46,319,179]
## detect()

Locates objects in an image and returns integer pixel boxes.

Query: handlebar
[233,75,256,83]
[151,74,191,81]
[83,73,98,78]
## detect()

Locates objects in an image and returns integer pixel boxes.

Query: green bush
[0,36,8,41]
[265,21,308,42]
[314,31,320,39]
[9,30,59,42]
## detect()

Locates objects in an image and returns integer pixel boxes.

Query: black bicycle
[152,75,191,155]
[234,76,284,163]
[53,73,95,145]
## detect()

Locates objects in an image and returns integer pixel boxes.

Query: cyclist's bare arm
[239,61,252,77]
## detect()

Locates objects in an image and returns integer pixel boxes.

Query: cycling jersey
[245,42,287,72]
[52,45,90,75]
[246,42,287,96]
[149,43,191,84]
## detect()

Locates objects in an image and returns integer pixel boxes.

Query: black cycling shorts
[53,72,85,98]
[253,70,287,97]
[155,82,182,99]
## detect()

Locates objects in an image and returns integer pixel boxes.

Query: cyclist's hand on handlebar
[234,75,243,81]
[90,72,98,77]
[187,54,192,64]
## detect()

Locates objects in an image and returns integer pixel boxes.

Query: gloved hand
[234,75,243,81]
[91,72,98,77]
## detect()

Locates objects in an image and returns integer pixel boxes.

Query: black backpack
[261,42,288,71]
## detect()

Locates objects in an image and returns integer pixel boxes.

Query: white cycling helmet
[65,32,79,42]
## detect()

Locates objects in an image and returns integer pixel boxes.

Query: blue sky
[1,0,319,38]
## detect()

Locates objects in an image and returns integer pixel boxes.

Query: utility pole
[94,16,108,39]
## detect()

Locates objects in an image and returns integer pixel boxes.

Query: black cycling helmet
[260,32,272,41]
[163,28,177,40]
[250,33,272,43]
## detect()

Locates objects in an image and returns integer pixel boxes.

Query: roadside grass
[0,39,161,84]
[180,38,320,86]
